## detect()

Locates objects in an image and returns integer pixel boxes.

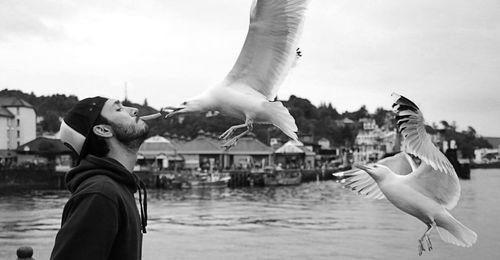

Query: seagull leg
[219,123,248,140]
[418,239,425,256]
[424,223,435,251]
[417,223,435,255]
[221,119,253,149]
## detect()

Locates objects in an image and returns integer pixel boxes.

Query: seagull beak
[164,105,186,118]
[354,164,372,173]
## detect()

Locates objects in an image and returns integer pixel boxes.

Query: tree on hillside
[1,89,492,152]
[342,105,369,121]
[373,107,393,128]
[317,102,340,119]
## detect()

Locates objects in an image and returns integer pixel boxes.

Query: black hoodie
[51,155,147,260]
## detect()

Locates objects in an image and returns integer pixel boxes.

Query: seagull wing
[379,152,418,174]
[392,93,456,175]
[223,0,309,100]
[333,152,416,200]
[403,163,461,210]
[334,167,386,200]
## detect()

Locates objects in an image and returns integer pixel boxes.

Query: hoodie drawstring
[133,174,148,234]
[139,180,148,233]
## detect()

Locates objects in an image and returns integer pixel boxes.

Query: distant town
[1,89,499,190]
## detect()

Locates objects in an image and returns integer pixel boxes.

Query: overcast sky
[1,0,499,137]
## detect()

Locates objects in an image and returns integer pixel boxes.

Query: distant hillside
[0,89,491,158]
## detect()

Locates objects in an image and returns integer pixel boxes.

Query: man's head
[60,97,150,161]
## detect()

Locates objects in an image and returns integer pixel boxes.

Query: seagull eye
[373,165,378,168]
[182,101,187,105]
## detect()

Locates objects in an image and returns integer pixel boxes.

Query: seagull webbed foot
[417,223,435,256]
[219,128,235,140]
[418,239,426,256]
[425,235,433,251]
[220,121,253,150]
[221,138,238,150]
[219,123,248,140]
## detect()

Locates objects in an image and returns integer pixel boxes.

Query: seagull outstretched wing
[392,93,460,209]
[392,93,455,175]
[224,0,309,100]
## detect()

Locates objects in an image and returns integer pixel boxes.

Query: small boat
[187,171,231,188]
[263,167,302,186]
[157,172,184,189]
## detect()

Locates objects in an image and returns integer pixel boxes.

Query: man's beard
[110,120,150,150]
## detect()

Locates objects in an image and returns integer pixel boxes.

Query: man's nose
[127,107,139,116]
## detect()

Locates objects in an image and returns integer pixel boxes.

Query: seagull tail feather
[265,101,298,141]
[436,211,477,247]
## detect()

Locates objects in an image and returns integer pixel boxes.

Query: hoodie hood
[65,155,148,233]
[66,155,138,193]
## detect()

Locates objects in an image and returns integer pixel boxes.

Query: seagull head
[165,97,210,118]
[354,163,391,182]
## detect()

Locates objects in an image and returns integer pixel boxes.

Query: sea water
[0,169,498,260]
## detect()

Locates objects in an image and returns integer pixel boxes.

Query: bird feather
[334,152,416,200]
[224,0,309,100]
[392,93,456,175]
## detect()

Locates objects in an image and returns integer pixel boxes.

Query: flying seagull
[164,0,309,148]
[334,93,477,255]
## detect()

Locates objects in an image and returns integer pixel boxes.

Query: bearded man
[51,97,150,260]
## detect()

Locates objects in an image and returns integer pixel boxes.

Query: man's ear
[92,124,113,138]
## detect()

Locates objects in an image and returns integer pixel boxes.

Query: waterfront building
[0,97,36,149]
[224,135,273,169]
[135,135,182,172]
[15,136,73,172]
[315,138,344,168]
[176,132,274,170]
[177,133,224,170]
[137,131,277,171]
[274,140,316,169]
[0,149,16,167]
[354,118,394,164]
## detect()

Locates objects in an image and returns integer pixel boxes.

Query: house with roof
[0,97,36,150]
[224,135,274,169]
[16,136,73,171]
[135,135,182,171]
[354,118,397,164]
[176,133,225,170]
[138,130,276,171]
[274,140,316,169]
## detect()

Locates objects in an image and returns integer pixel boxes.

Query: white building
[0,97,37,149]
[354,118,397,164]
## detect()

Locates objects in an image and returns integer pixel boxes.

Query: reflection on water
[1,169,499,260]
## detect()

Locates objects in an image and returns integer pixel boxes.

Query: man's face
[100,99,150,149]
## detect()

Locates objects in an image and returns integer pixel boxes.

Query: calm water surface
[1,169,499,260]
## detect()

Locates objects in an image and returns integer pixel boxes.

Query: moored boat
[263,167,302,186]
[186,171,231,188]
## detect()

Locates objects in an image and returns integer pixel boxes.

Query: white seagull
[164,0,309,148]
[334,93,477,255]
